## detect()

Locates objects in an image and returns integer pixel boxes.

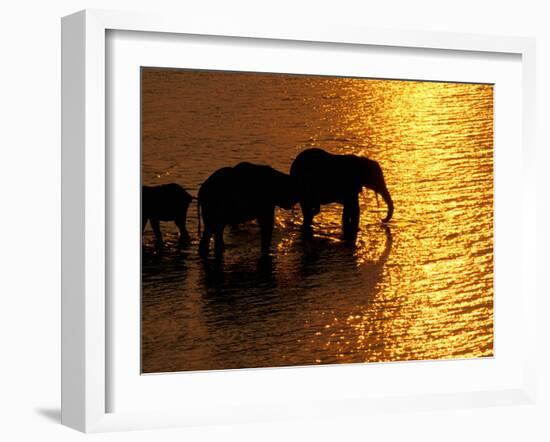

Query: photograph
[140,67,494,374]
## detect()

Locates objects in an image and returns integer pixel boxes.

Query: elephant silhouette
[290,148,393,239]
[198,162,299,258]
[142,183,195,249]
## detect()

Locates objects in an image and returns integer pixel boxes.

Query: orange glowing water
[141,68,493,373]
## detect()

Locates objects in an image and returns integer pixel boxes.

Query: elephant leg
[199,226,213,257]
[341,207,348,228]
[342,201,354,229]
[175,212,190,246]
[213,226,225,258]
[343,197,360,240]
[300,201,314,231]
[142,214,147,234]
[151,218,164,250]
[258,209,275,256]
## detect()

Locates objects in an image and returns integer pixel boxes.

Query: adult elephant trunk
[379,187,393,223]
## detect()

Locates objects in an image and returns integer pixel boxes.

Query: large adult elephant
[198,162,299,257]
[290,148,393,238]
[142,183,195,249]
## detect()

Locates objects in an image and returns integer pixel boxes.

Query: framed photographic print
[61,9,537,432]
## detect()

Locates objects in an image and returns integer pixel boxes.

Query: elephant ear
[358,157,380,190]
[359,157,393,222]
[348,156,366,192]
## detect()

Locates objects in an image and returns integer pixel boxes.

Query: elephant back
[290,148,363,203]
[198,163,296,225]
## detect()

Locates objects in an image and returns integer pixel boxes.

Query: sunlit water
[141,69,493,373]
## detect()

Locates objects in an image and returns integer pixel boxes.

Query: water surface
[141,68,493,373]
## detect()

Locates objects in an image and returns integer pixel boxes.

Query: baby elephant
[142,183,195,249]
[198,162,298,258]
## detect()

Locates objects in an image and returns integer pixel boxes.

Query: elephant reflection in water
[290,148,394,239]
[299,224,392,299]
[198,162,299,258]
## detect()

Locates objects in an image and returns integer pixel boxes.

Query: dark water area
[141,68,493,373]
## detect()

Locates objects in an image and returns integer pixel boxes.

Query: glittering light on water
[141,70,493,372]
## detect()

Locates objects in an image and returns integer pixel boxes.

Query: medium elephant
[142,183,195,249]
[198,162,298,257]
[290,148,393,238]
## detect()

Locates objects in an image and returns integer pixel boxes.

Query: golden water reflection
[141,69,493,373]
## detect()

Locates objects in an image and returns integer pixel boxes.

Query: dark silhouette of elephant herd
[142,148,394,257]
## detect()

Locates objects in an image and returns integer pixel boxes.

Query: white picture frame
[61,9,537,433]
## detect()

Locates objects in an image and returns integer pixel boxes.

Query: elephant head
[359,158,393,223]
[270,169,300,210]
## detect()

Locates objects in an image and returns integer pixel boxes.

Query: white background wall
[0,1,547,441]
